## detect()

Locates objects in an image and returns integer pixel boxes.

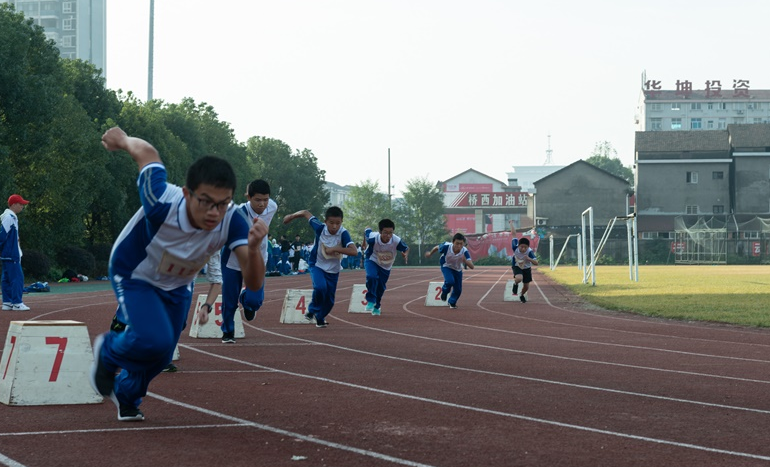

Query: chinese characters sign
[644,79,750,98]
[449,192,529,208]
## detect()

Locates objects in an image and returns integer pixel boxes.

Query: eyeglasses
[190,191,232,212]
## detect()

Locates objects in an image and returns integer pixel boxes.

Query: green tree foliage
[245,137,328,240]
[343,180,393,242]
[395,177,448,260]
[585,141,633,184]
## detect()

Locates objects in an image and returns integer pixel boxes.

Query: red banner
[465,231,540,261]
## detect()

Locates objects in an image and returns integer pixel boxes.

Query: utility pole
[147,0,155,101]
[388,148,392,207]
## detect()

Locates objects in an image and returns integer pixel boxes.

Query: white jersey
[224,199,278,271]
[364,228,408,271]
[110,163,250,291]
[439,242,470,272]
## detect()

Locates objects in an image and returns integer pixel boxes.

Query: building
[534,160,631,229]
[7,0,106,73]
[441,169,529,234]
[506,165,564,193]
[635,124,770,234]
[636,75,770,132]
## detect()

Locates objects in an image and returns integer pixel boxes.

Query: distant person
[509,220,538,303]
[283,206,357,327]
[291,234,303,272]
[425,233,474,309]
[362,219,409,316]
[91,127,267,422]
[279,235,291,274]
[1,194,31,311]
[220,179,278,343]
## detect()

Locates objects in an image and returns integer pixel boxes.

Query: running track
[2,266,770,467]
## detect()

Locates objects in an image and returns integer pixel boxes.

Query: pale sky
[105,0,769,195]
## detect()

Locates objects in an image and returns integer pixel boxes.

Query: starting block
[348,284,369,313]
[425,281,448,307]
[504,280,527,302]
[0,320,102,406]
[173,345,180,361]
[280,289,314,324]
[188,294,244,339]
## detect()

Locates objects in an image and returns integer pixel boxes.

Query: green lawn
[542,265,770,328]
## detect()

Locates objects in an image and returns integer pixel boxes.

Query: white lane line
[180,345,770,462]
[147,392,438,467]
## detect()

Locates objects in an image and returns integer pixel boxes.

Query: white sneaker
[12,303,30,311]
[2,303,11,311]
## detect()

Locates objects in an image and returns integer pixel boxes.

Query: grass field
[542,265,770,328]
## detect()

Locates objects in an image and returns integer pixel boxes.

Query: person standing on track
[220,179,277,343]
[1,194,31,311]
[509,220,538,303]
[283,206,357,328]
[425,233,474,309]
[91,127,267,422]
[362,219,409,316]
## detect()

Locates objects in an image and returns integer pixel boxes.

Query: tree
[245,137,328,240]
[343,180,393,241]
[586,141,633,184]
[395,177,448,261]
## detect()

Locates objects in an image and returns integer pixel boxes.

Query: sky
[105,0,770,195]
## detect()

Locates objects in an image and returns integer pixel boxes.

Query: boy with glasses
[91,127,267,422]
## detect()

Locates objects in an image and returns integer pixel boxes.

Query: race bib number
[158,251,206,278]
[376,251,394,266]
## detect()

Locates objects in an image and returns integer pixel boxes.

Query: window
[718,118,726,129]
[671,118,682,130]
[734,117,745,124]
[691,118,702,129]
[691,103,702,110]
[733,103,746,110]
[707,120,714,129]
[746,232,760,239]
[671,103,681,110]
[713,205,724,214]
[63,18,75,30]
[718,102,728,110]
[754,118,763,124]
[650,103,663,111]
[63,2,75,13]
[686,205,699,214]
[707,102,714,110]
[650,118,662,130]
[747,102,761,110]
[641,232,659,239]
[712,171,724,180]
[687,171,698,184]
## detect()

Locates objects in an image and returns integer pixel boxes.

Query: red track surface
[2,266,770,467]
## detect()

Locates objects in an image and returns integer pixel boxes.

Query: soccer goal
[580,207,639,285]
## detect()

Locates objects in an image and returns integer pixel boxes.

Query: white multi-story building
[636,76,770,132]
[7,0,106,74]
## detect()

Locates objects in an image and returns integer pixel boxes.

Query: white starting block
[173,345,180,361]
[188,294,244,338]
[0,320,102,406]
[280,289,314,324]
[348,284,369,313]
[504,280,528,302]
[425,281,448,307]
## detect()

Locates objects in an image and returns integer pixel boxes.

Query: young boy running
[362,219,409,316]
[220,179,278,343]
[509,220,538,303]
[425,233,474,309]
[92,127,267,422]
[283,206,357,327]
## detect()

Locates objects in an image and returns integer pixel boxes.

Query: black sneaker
[440,290,448,301]
[511,283,518,296]
[162,363,178,373]
[89,333,116,398]
[240,289,257,321]
[221,332,236,344]
[520,294,527,303]
[110,314,127,333]
[118,404,145,422]
[449,303,457,309]
[304,312,315,322]
[315,319,328,328]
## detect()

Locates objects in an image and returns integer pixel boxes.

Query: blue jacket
[0,209,21,262]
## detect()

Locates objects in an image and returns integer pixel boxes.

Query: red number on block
[45,337,68,382]
[2,335,16,380]
[296,295,307,314]
[435,287,442,300]
[361,288,368,306]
